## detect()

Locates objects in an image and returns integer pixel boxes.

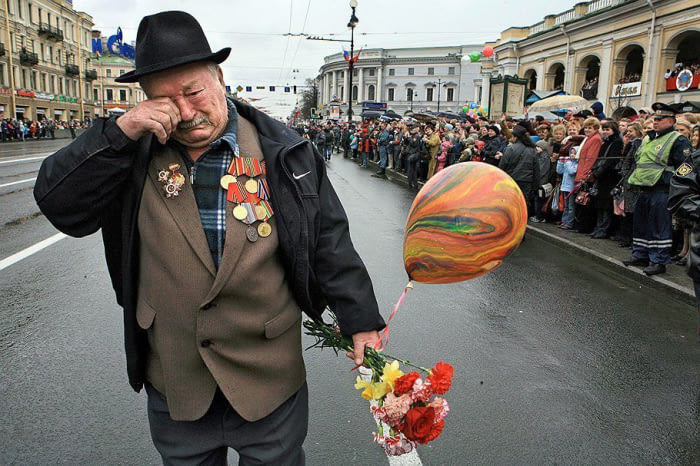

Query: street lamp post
[434,78,444,113]
[409,90,417,112]
[347,0,358,124]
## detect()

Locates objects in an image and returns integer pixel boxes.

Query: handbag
[575,183,591,206]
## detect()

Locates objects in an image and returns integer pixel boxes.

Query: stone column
[358,67,364,102]
[331,71,337,100]
[537,58,546,89]
[480,72,490,107]
[597,39,613,109]
[376,66,383,102]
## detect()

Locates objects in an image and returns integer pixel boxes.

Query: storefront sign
[54,110,63,115]
[611,81,642,98]
[16,89,36,98]
[36,108,46,114]
[16,106,26,113]
[362,102,387,109]
[36,92,55,101]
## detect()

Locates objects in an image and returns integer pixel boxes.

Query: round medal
[246,225,259,242]
[258,222,272,238]
[254,204,267,220]
[233,205,248,221]
[220,174,237,189]
[245,179,259,193]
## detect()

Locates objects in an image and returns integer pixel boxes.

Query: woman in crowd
[499,124,540,215]
[482,125,507,166]
[590,120,623,239]
[572,117,603,233]
[616,122,644,247]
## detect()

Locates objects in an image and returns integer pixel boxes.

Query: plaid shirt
[175,99,240,269]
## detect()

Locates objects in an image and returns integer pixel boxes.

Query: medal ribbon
[258,179,270,201]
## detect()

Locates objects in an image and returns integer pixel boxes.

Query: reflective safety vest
[627,131,681,187]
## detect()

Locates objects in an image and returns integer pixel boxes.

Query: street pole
[3,0,17,119]
[347,0,358,125]
[436,78,442,113]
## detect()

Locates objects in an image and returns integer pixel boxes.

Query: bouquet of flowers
[304,315,454,457]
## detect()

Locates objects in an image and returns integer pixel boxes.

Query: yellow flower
[355,376,390,401]
[380,361,404,391]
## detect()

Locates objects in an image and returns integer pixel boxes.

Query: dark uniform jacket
[669,149,700,281]
[33,99,385,392]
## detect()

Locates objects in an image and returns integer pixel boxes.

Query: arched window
[351,85,358,101]
[367,84,375,101]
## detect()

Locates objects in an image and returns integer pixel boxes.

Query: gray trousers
[146,383,308,466]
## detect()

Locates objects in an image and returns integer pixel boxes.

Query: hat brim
[115,47,231,83]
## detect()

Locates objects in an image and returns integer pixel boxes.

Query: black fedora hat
[115,11,230,83]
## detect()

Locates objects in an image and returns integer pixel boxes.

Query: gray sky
[75,0,581,89]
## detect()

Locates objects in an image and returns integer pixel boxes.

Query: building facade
[0,0,97,121]
[482,0,700,117]
[90,32,144,117]
[318,45,483,118]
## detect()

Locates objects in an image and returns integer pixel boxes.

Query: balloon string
[374,281,413,351]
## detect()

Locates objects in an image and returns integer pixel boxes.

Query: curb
[525,224,695,306]
[343,154,696,306]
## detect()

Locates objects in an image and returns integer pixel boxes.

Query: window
[31,71,37,89]
[18,0,23,19]
[0,64,5,86]
[367,85,375,101]
[106,69,112,77]
[21,69,27,88]
[447,88,454,102]
[119,69,125,76]
[408,68,414,76]
[106,88,113,101]
[93,88,98,101]
[120,89,127,102]
[58,77,63,94]
[428,67,435,75]
[352,85,358,101]
[41,73,46,91]
[48,45,52,63]
[50,75,55,93]
[353,69,358,77]
[426,87,434,101]
[388,88,394,101]
[388,68,395,76]
[368,68,375,77]
[406,88,414,101]
[448,67,455,75]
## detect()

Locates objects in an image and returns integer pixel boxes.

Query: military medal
[233,205,248,220]
[246,225,259,242]
[220,174,237,189]
[245,178,258,193]
[160,163,185,198]
[224,154,274,241]
[258,222,272,238]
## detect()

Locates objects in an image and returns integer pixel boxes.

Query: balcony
[0,43,4,57]
[65,64,80,76]
[38,23,64,42]
[19,51,39,66]
[84,69,97,81]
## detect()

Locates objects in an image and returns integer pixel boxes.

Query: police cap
[651,102,677,119]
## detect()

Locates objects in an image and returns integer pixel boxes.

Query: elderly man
[623,102,693,275]
[34,11,384,465]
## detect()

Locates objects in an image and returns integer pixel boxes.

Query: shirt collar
[209,98,239,156]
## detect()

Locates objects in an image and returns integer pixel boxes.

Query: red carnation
[427,362,454,395]
[399,407,444,444]
[394,372,421,395]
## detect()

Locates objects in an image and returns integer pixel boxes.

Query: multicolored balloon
[482,46,494,58]
[403,162,527,284]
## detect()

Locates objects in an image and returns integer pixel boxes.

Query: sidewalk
[356,155,696,306]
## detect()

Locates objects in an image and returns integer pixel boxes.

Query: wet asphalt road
[0,141,698,465]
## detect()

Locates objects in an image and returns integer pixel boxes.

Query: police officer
[623,102,693,275]
[668,139,700,340]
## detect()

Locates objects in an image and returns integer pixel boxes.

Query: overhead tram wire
[285,0,312,82]
[278,0,294,80]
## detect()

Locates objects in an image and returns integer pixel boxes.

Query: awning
[36,108,46,114]
[16,106,26,113]
[54,109,63,115]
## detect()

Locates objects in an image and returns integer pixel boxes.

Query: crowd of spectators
[0,118,92,142]
[665,61,700,79]
[295,103,699,276]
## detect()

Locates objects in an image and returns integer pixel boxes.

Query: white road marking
[0,153,51,165]
[0,177,37,188]
[0,233,67,271]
